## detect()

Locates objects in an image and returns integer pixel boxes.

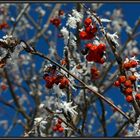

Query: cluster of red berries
[52,119,64,133]
[84,43,106,64]
[79,17,97,40]
[43,74,69,89]
[123,59,138,70]
[43,65,69,89]
[114,74,140,103]
[90,66,100,79]
[50,18,61,27]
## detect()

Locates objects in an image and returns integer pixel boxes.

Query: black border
[0,0,140,139]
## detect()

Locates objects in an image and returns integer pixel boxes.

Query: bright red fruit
[50,18,61,27]
[118,75,126,83]
[124,80,132,87]
[84,17,92,26]
[79,31,87,39]
[52,126,58,131]
[130,60,138,68]
[126,95,133,103]
[124,88,133,95]
[114,81,120,87]
[58,127,64,132]
[128,75,137,82]
[135,94,140,100]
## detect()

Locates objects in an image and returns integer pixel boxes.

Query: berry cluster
[43,65,69,89]
[123,59,138,70]
[43,74,69,89]
[114,58,140,103]
[52,119,64,132]
[114,74,140,103]
[90,66,100,79]
[85,43,106,64]
[79,17,97,40]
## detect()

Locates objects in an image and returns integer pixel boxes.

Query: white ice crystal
[59,101,78,116]
[66,15,77,29]
[35,6,46,17]
[107,32,119,47]
[127,116,140,136]
[60,27,69,45]
[34,117,43,123]
[100,18,111,23]
[72,9,83,22]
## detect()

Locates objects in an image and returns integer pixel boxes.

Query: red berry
[123,62,131,70]
[114,80,120,87]
[91,26,97,34]
[59,77,69,89]
[119,75,126,83]
[85,43,93,49]
[90,45,98,51]
[86,53,94,62]
[56,123,61,128]
[124,88,133,95]
[130,60,138,68]
[58,127,64,132]
[60,77,69,86]
[91,67,97,73]
[98,43,106,51]
[86,32,95,39]
[124,80,132,87]
[54,75,63,85]
[79,31,87,39]
[99,58,105,64]
[126,95,133,103]
[50,18,61,27]
[59,10,64,16]
[91,67,100,79]
[129,75,137,82]
[57,119,62,124]
[85,26,91,32]
[135,94,140,100]
[52,126,58,131]
[84,18,92,26]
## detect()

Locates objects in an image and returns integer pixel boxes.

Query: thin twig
[21,40,133,123]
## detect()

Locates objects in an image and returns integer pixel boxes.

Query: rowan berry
[114,80,121,87]
[124,88,133,95]
[119,75,126,83]
[128,75,137,82]
[124,80,132,87]
[58,127,64,132]
[84,17,92,26]
[135,94,140,100]
[126,95,133,103]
